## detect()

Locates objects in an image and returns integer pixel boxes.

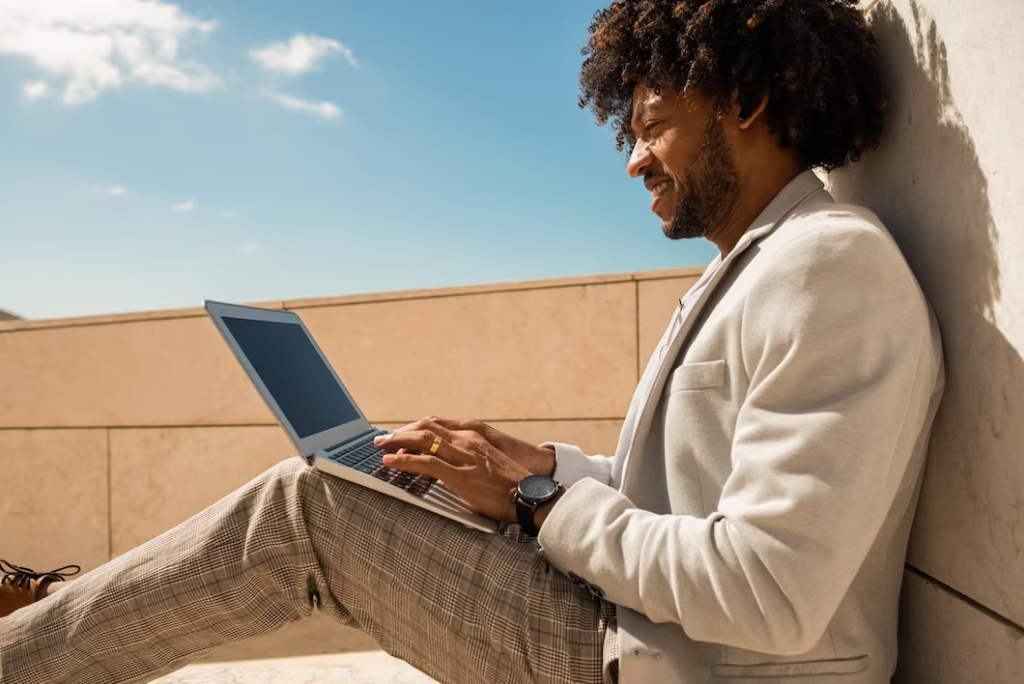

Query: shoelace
[0,559,81,590]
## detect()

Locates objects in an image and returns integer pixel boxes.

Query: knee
[261,455,374,516]
[243,456,326,542]
[264,456,320,493]
[273,454,313,476]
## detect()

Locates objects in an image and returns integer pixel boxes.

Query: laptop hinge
[320,427,380,456]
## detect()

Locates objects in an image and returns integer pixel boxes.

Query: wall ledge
[0,266,707,334]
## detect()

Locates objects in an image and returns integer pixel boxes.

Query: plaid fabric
[0,457,617,684]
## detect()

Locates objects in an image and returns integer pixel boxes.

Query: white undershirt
[612,257,724,489]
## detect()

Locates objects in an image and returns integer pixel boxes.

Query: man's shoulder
[763,197,895,256]
[733,195,934,330]
[751,196,918,286]
[733,196,939,364]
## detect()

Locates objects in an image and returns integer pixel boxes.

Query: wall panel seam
[375,417,628,425]
[906,565,1024,634]
[106,427,112,563]
[634,280,641,382]
[0,418,629,431]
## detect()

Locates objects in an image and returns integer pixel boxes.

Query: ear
[737,92,770,130]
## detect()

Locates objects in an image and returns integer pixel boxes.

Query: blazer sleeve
[537,217,942,655]
[541,442,614,487]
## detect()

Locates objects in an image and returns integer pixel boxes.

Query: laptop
[204,300,500,534]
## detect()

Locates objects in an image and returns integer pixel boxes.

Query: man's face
[627,84,740,240]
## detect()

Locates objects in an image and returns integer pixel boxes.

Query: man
[0,1,943,682]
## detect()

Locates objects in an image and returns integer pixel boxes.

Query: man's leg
[0,457,616,684]
[0,581,75,675]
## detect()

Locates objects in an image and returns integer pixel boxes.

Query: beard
[664,116,741,240]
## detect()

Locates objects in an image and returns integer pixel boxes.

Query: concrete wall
[0,267,700,661]
[829,0,1024,680]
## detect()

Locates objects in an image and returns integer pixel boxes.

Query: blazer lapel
[620,171,828,491]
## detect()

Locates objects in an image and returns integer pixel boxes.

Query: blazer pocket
[668,359,727,393]
[712,655,870,678]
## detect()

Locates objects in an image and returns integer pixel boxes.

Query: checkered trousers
[0,457,618,684]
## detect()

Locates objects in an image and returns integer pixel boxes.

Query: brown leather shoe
[0,559,80,617]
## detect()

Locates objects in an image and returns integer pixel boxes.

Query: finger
[381,452,455,480]
[388,420,422,435]
[393,418,455,444]
[431,417,506,449]
[375,429,434,452]
[429,416,485,434]
[374,430,462,463]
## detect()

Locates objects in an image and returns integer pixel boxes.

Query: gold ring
[428,435,443,456]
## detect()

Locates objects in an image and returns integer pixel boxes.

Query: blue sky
[0,0,716,320]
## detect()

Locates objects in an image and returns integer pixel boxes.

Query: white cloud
[267,92,342,120]
[0,0,220,105]
[239,242,263,254]
[21,80,50,100]
[172,199,195,212]
[92,184,129,197]
[249,34,356,75]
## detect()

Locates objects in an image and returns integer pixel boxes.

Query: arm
[538,220,942,655]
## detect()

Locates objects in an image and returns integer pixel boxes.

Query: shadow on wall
[829,0,1024,665]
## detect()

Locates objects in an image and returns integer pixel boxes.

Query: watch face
[518,474,558,502]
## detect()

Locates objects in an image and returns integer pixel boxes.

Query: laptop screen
[222,316,361,438]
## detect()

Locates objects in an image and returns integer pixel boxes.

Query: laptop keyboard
[327,430,436,498]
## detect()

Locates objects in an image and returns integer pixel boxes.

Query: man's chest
[622,271,754,514]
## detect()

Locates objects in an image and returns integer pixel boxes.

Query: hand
[393,416,556,476]
[373,418,533,524]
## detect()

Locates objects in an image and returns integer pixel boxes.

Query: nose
[626,138,653,178]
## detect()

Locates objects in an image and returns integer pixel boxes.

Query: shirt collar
[733,170,826,252]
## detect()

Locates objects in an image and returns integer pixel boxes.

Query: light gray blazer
[538,171,945,683]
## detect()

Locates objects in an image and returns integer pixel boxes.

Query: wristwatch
[514,474,561,537]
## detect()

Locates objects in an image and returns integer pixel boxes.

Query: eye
[644,119,663,135]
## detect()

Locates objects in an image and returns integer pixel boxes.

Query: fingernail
[382,453,396,464]
[374,436,385,445]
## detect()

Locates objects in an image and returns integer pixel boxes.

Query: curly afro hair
[579,0,887,171]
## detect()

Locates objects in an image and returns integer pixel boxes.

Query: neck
[706,162,804,257]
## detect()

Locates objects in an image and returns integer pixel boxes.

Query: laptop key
[391,472,416,490]
[406,476,434,497]
[374,465,402,483]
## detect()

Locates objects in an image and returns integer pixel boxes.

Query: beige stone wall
[0,267,700,660]
[829,0,1024,680]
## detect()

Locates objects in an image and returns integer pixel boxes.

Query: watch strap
[515,493,542,537]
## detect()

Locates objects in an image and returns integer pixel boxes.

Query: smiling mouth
[651,180,671,198]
